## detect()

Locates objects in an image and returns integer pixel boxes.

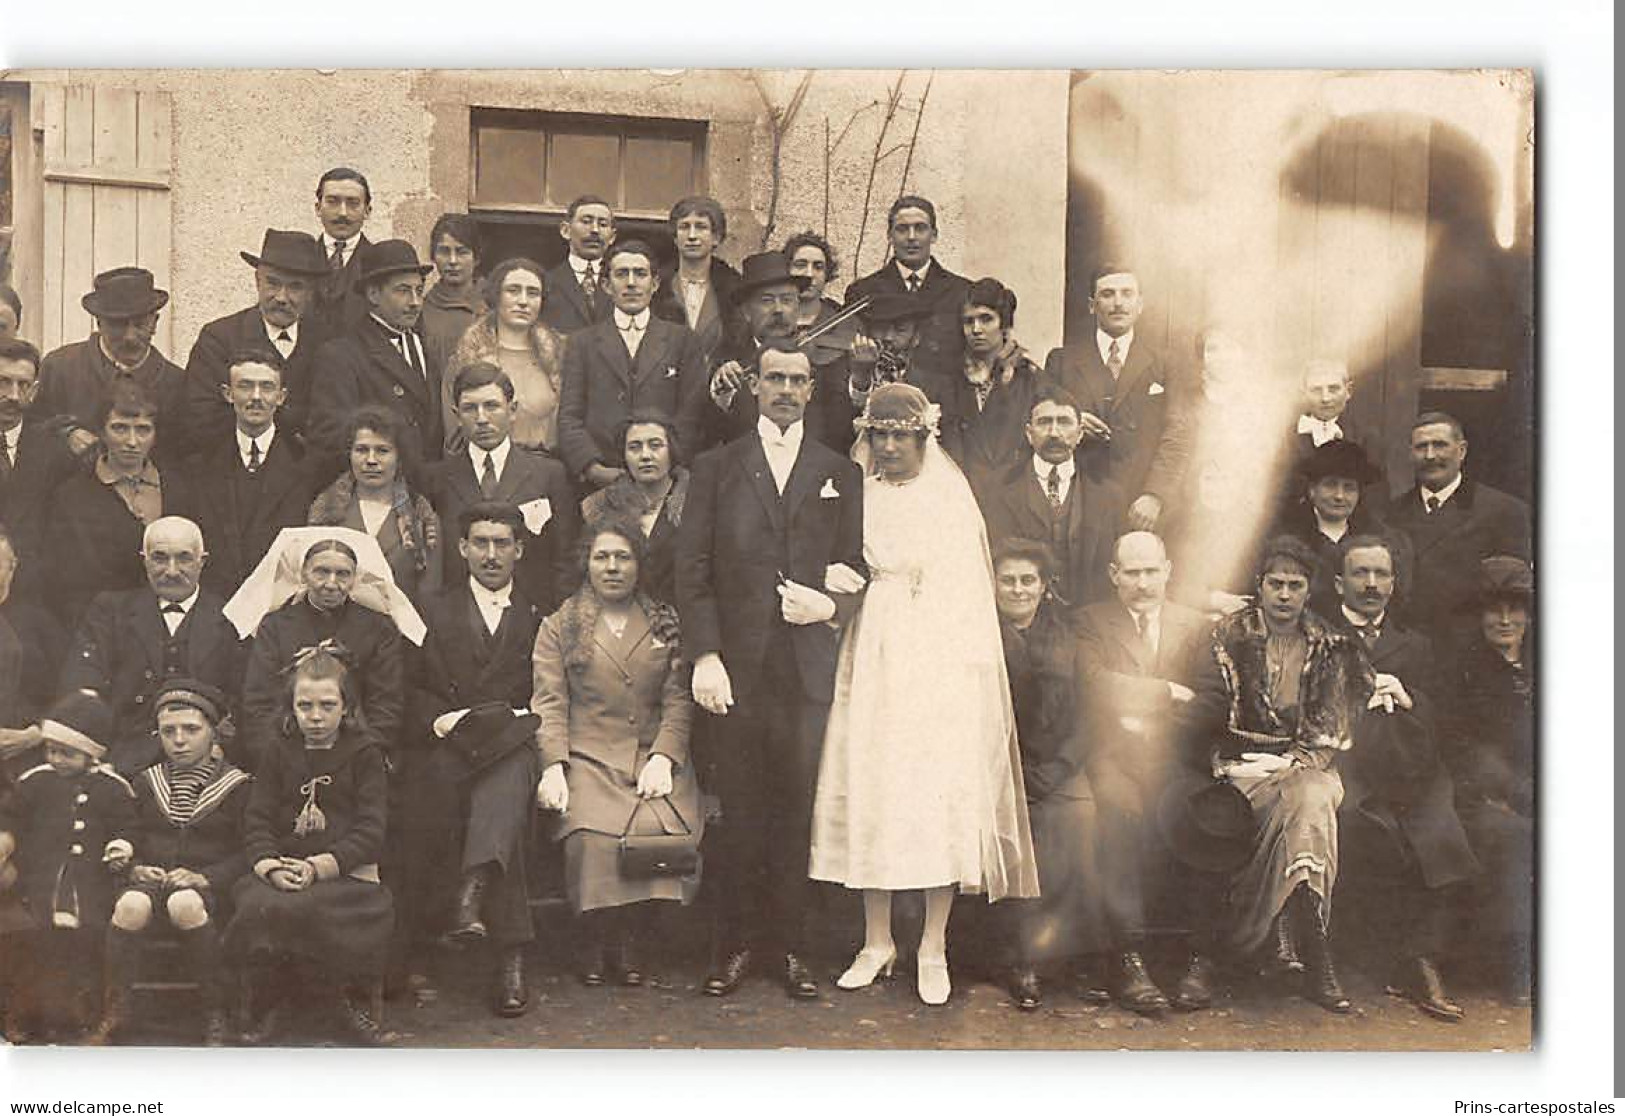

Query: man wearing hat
[59,516,243,776]
[1329,532,1478,1023]
[33,267,186,467]
[848,290,954,407]
[407,501,545,1017]
[94,678,251,1046]
[1076,530,1223,1013]
[308,238,445,465]
[1274,438,1403,622]
[183,229,332,445]
[557,239,707,489]
[704,251,856,452]
[844,195,970,378]
[0,691,134,1040]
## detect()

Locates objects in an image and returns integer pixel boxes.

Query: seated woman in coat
[226,646,394,1045]
[309,404,442,608]
[992,538,1108,1011]
[532,515,701,988]
[579,412,688,606]
[1186,534,1373,1013]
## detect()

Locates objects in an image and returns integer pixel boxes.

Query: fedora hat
[443,701,540,782]
[1298,438,1382,487]
[861,291,933,325]
[351,239,434,292]
[240,229,330,277]
[1156,777,1257,874]
[81,267,169,319]
[731,251,810,305]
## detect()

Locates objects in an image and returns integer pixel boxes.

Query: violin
[793,295,873,367]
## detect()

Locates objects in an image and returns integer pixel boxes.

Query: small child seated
[224,646,394,1045]
[0,692,134,1042]
[95,679,251,1046]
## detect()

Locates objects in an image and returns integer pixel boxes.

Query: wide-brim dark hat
[861,291,933,324]
[1298,438,1382,487]
[1461,554,1534,611]
[352,238,434,292]
[241,229,330,276]
[1156,777,1257,874]
[81,267,169,319]
[731,251,810,305]
[444,701,540,780]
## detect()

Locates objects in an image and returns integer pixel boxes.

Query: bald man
[59,516,244,775]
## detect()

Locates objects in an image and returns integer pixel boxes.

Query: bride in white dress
[809,383,1038,1005]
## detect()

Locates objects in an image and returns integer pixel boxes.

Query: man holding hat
[704,251,857,452]
[33,267,186,467]
[1330,532,1478,1023]
[557,239,707,489]
[95,678,251,1046]
[183,229,332,445]
[308,239,445,466]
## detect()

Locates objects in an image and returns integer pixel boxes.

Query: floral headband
[852,384,941,438]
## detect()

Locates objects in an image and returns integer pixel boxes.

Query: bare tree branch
[896,71,935,196]
[853,71,909,278]
[752,70,816,250]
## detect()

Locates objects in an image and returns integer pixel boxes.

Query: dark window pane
[547,133,620,209]
[624,137,695,215]
[475,127,545,206]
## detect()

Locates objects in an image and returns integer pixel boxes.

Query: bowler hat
[351,239,434,292]
[731,251,810,305]
[1156,777,1257,874]
[1298,439,1381,487]
[1462,555,1533,611]
[80,267,169,320]
[861,291,933,325]
[240,229,330,277]
[40,691,113,762]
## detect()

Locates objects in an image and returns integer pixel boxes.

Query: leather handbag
[618,797,700,879]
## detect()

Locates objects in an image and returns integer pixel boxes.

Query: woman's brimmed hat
[852,382,939,437]
[1297,438,1382,487]
[1462,554,1534,611]
[40,691,113,762]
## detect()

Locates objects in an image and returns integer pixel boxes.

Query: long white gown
[809,439,1039,899]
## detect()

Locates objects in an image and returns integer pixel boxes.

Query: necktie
[1046,465,1062,508]
[246,440,262,473]
[905,272,921,294]
[1135,612,1156,660]
[0,436,12,481]
[479,452,499,498]
[396,330,424,379]
[581,265,599,315]
[275,329,294,357]
[1107,339,1124,380]
[1425,494,1441,514]
[1358,624,1380,649]
[329,239,347,270]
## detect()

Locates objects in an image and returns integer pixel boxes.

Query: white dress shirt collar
[758,413,805,450]
[895,259,933,287]
[469,577,514,635]
[1297,412,1345,446]
[263,317,299,349]
[321,233,354,264]
[469,437,511,480]
[158,589,200,635]
[1422,472,1464,508]
[1096,328,1135,366]
[569,253,599,279]
[1031,454,1076,484]
[1341,603,1386,631]
[613,308,650,331]
[235,424,277,467]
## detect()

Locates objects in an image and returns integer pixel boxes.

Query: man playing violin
[705,252,859,453]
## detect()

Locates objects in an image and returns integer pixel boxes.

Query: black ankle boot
[85,929,138,1045]
[180,922,233,1045]
[1290,886,1350,1014]
[447,866,491,943]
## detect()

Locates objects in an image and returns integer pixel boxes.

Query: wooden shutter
[32,84,173,355]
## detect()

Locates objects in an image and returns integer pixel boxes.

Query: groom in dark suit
[677,341,866,1000]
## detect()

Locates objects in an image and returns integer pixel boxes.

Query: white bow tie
[1298,414,1343,447]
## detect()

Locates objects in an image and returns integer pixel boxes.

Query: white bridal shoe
[916,954,951,1006]
[836,946,898,990]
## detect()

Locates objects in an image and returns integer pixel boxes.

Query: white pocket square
[664,365,680,379]
[1148,381,1165,396]
[518,497,552,534]
[819,479,839,499]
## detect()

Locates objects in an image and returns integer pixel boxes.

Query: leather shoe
[1269,913,1303,975]
[1386,956,1462,1022]
[703,948,752,997]
[1114,950,1169,1015]
[614,935,645,988]
[785,952,820,999]
[1171,952,1215,1012]
[1070,962,1113,1004]
[447,868,489,943]
[1009,968,1042,1011]
[495,948,530,1017]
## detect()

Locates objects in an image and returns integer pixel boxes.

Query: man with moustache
[183,230,331,445]
[172,350,318,599]
[1075,530,1217,1013]
[430,362,578,615]
[704,252,857,453]
[58,516,243,776]
[310,167,375,335]
[1330,533,1479,1022]
[0,340,77,593]
[985,387,1122,611]
[542,196,616,337]
[406,501,545,1017]
[677,341,865,1000]
[1384,412,1530,649]
[1042,265,1189,533]
[557,240,707,490]
[308,239,444,465]
[845,195,969,382]
[33,268,186,466]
